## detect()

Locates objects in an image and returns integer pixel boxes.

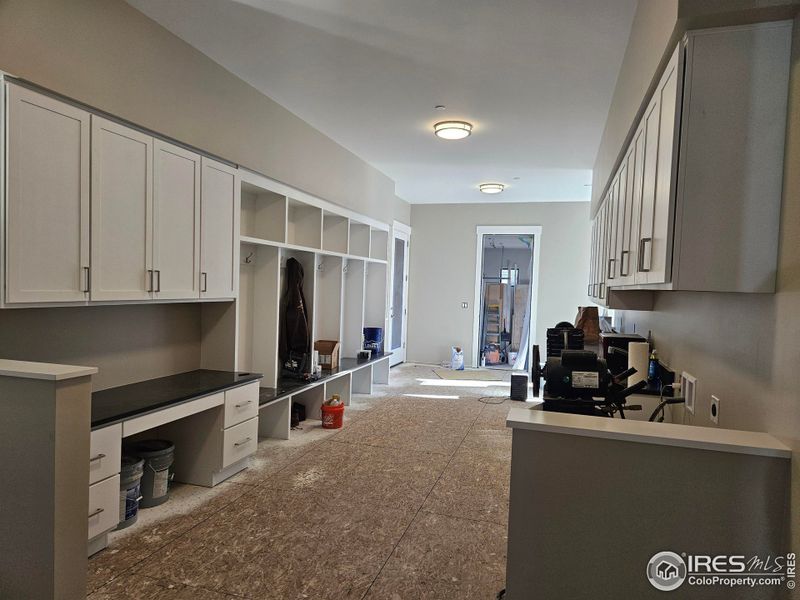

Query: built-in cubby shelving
[314,254,343,342]
[364,262,388,334]
[342,258,366,357]
[287,199,322,249]
[322,211,349,254]
[236,168,390,398]
[240,184,287,244]
[349,222,371,258]
[369,228,388,262]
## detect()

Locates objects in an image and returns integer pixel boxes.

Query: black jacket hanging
[280,257,310,374]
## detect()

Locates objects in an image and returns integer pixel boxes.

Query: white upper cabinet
[589,21,791,303]
[91,116,153,301]
[200,157,239,299]
[153,140,201,300]
[5,83,90,303]
[644,46,679,286]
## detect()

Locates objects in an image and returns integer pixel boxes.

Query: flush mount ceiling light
[479,183,505,195]
[433,120,472,140]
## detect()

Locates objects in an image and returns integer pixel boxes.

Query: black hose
[648,397,686,422]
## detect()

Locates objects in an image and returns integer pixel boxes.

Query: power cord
[479,395,509,405]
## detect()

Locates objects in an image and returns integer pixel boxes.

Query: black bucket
[127,440,174,508]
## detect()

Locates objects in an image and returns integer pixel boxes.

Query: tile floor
[87,364,514,599]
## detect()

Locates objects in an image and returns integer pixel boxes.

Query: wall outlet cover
[710,395,720,425]
[681,372,696,415]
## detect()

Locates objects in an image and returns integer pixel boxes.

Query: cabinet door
[614,161,627,284]
[647,48,680,285]
[200,157,239,299]
[598,201,608,301]
[589,219,597,297]
[6,84,90,303]
[636,92,661,284]
[91,117,153,301]
[153,140,201,300]
[619,132,639,285]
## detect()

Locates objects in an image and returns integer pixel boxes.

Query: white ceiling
[127,0,637,204]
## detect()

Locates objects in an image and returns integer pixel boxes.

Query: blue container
[363,327,384,355]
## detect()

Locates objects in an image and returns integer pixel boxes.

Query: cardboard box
[314,340,340,370]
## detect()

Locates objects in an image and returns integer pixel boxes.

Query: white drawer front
[224,382,259,428]
[222,417,258,468]
[89,423,122,485]
[88,474,120,540]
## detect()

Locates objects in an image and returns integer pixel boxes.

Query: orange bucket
[321,403,345,429]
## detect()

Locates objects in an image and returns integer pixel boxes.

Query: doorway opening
[472,226,541,370]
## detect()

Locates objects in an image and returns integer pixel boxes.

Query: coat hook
[244,251,254,264]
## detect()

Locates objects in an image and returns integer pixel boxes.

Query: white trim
[472,225,543,368]
[389,222,411,366]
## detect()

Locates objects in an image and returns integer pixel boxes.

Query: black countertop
[92,370,262,429]
[259,354,391,406]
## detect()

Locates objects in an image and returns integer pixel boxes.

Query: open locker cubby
[240,183,287,243]
[349,222,371,258]
[322,212,349,254]
[364,262,388,343]
[341,258,366,358]
[280,248,317,362]
[314,255,343,344]
[369,228,389,261]
[287,199,322,249]
[237,243,281,387]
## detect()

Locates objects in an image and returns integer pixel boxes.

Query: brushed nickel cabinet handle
[234,437,252,447]
[155,269,161,292]
[201,272,208,293]
[147,269,153,292]
[638,238,652,272]
[607,258,616,279]
[82,266,91,293]
[89,453,106,463]
[88,507,105,519]
[620,250,630,277]
[234,401,252,408]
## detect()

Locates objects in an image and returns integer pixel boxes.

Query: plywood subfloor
[87,364,512,599]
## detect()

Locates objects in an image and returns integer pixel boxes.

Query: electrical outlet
[681,372,696,415]
[710,395,720,425]
[461,302,469,309]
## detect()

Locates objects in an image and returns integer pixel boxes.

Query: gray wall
[597,0,800,556]
[0,305,201,391]
[407,202,590,365]
[0,0,410,226]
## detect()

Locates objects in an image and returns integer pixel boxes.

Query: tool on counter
[533,349,646,418]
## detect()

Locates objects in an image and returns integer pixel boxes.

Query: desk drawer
[222,417,258,468]
[89,424,122,485]
[224,382,259,428]
[88,474,120,540]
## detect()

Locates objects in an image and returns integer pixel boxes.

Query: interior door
[200,157,239,299]
[153,140,201,300]
[90,116,153,301]
[389,228,410,366]
[6,83,90,303]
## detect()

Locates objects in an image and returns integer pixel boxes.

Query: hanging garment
[280,257,310,375]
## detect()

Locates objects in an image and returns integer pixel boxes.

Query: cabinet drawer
[88,474,120,540]
[224,382,259,428]
[222,417,258,468]
[89,423,122,485]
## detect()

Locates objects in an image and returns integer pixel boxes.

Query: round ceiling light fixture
[433,120,473,140]
[479,182,505,195]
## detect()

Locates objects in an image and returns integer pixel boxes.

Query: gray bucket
[128,440,174,508]
[117,456,144,529]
